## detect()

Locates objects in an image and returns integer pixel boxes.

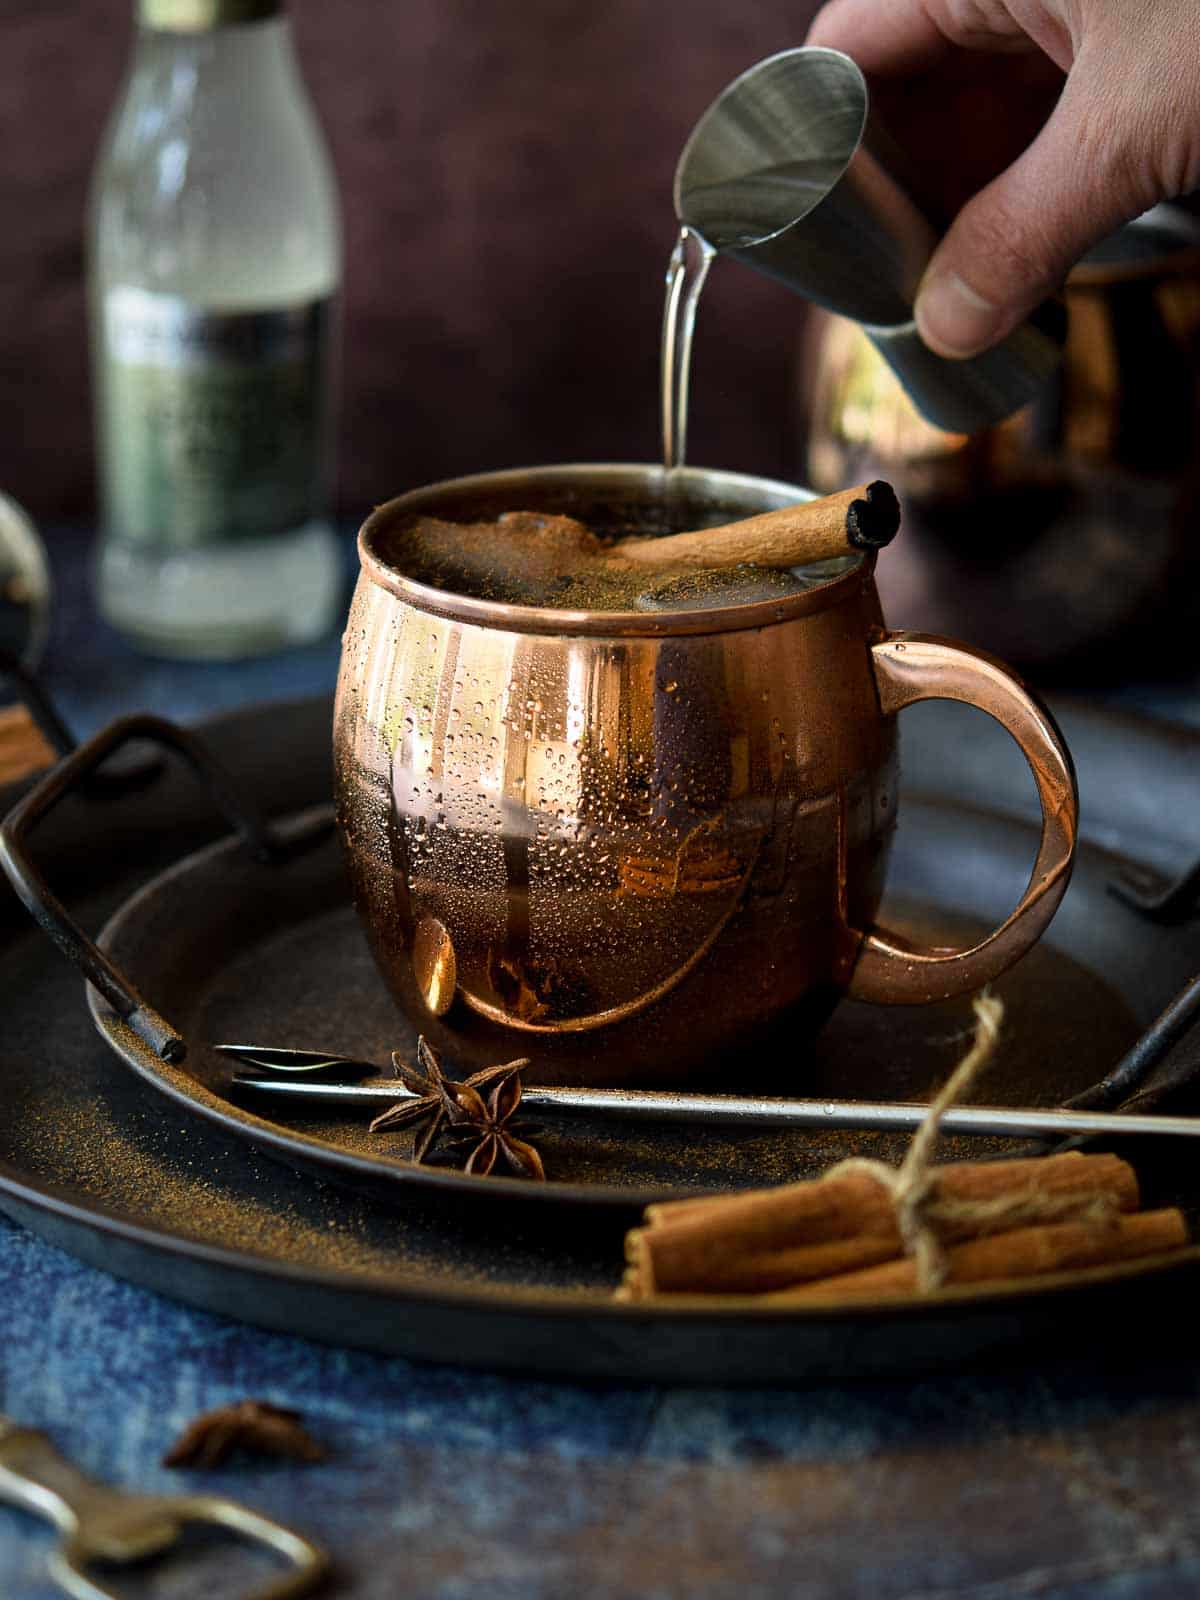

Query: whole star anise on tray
[368,1035,510,1155]
[163,1400,325,1469]
[439,1061,545,1180]
[369,1037,545,1179]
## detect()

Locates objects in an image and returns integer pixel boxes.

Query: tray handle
[0,646,74,760]
[0,713,294,1065]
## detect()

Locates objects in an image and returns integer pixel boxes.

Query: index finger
[806,0,955,76]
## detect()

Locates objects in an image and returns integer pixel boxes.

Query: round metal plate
[89,804,1170,1211]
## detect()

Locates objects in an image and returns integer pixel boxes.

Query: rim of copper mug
[357,463,873,638]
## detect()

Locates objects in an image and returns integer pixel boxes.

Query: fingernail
[915,271,1004,359]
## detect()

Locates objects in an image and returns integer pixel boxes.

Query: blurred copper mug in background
[334,464,1078,1086]
[804,203,1200,677]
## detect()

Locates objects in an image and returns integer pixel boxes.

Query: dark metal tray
[2,694,1200,1382]
[84,806,1190,1208]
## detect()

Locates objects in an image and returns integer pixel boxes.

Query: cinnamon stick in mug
[608,480,901,568]
[400,480,902,607]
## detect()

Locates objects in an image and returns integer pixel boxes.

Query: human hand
[807,0,1200,358]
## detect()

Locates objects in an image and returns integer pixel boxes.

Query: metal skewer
[229,1071,1200,1142]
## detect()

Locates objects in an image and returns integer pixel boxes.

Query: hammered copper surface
[334,465,1078,1085]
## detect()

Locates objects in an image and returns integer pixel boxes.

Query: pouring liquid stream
[660,158,860,472]
[394,220,859,613]
[661,226,716,471]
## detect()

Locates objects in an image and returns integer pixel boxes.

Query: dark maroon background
[0,0,823,524]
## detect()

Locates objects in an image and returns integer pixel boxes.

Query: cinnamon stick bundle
[621,1152,1141,1299]
[617,995,1193,1306]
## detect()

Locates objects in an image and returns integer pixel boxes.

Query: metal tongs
[0,1417,328,1600]
[218,952,1200,1143]
[219,1044,1200,1142]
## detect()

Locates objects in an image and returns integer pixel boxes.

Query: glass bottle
[88,0,342,658]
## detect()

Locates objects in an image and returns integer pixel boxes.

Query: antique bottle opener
[0,1417,328,1600]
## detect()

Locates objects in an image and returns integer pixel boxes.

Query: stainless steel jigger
[0,1417,328,1600]
[674,47,1064,434]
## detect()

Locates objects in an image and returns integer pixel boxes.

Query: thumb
[914,64,1153,359]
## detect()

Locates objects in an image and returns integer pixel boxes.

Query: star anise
[163,1400,325,1469]
[369,1040,546,1179]
[368,1035,514,1159]
[438,1062,546,1180]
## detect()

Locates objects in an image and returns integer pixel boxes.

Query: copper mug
[334,464,1077,1085]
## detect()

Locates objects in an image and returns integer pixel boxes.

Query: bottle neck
[126,8,299,98]
[138,0,281,29]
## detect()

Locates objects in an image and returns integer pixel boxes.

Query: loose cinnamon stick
[767,1209,1189,1302]
[624,1153,1138,1298]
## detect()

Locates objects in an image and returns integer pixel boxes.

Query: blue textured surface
[5,527,1200,1596]
[7,1216,1200,1597]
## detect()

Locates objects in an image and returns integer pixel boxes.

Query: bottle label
[99,287,333,550]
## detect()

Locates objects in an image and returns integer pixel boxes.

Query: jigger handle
[847,632,1079,1004]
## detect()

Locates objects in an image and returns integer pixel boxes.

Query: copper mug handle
[848,632,1078,1004]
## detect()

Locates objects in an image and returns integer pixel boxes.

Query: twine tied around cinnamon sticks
[823,992,1073,1292]
[619,993,1191,1303]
